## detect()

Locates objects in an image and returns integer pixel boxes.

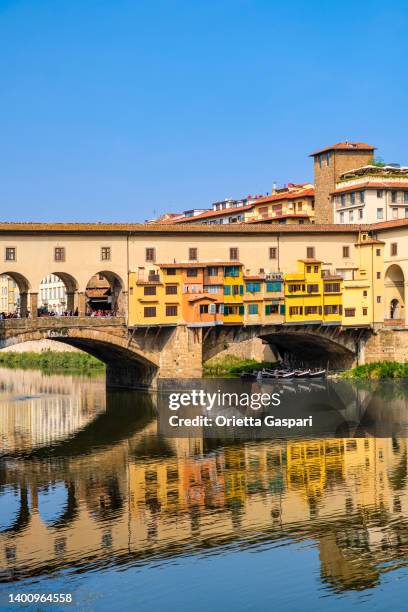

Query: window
[230,247,239,260]
[342,246,350,258]
[324,282,340,293]
[305,306,322,315]
[377,190,383,198]
[189,247,198,261]
[350,192,355,205]
[289,306,303,315]
[405,192,408,203]
[306,246,315,259]
[204,284,221,294]
[345,308,356,317]
[307,284,319,293]
[166,305,178,316]
[288,284,305,293]
[187,268,198,277]
[266,281,281,292]
[232,284,242,296]
[5,247,16,261]
[392,208,398,219]
[376,248,381,256]
[358,208,363,219]
[199,304,209,314]
[246,282,260,293]
[165,268,176,275]
[377,296,381,303]
[318,154,323,168]
[207,266,218,276]
[144,286,156,296]
[269,247,277,259]
[376,272,381,279]
[314,265,319,273]
[349,210,354,222]
[248,304,259,315]
[340,194,346,207]
[377,208,383,220]
[362,307,368,316]
[324,305,340,315]
[101,247,111,261]
[144,306,156,317]
[54,247,65,261]
[391,243,398,256]
[224,265,239,277]
[265,304,279,315]
[391,191,397,203]
[306,265,311,273]
[146,248,156,262]
[405,208,408,218]
[359,191,365,203]
[224,285,231,295]
[166,285,177,295]
[339,212,344,223]
[363,290,367,297]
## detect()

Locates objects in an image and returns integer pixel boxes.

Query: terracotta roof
[309,142,376,156]
[187,294,220,303]
[1,220,406,234]
[333,181,408,194]
[163,203,254,224]
[158,261,242,268]
[249,188,314,206]
[86,288,110,298]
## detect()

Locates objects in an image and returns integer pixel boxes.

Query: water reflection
[1,369,408,599]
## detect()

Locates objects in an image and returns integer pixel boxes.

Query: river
[2,367,408,610]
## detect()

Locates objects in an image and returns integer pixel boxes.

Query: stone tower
[310,142,376,224]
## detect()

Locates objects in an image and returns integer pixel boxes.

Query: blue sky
[0,0,407,222]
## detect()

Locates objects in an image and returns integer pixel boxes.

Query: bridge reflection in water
[2,370,408,595]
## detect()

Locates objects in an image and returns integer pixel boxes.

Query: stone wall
[1,339,80,353]
[363,329,408,363]
[205,337,277,364]
[159,325,203,379]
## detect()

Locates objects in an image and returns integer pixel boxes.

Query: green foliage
[203,355,278,377]
[343,361,408,379]
[0,350,105,374]
[367,156,386,167]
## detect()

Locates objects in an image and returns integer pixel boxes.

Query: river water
[2,367,408,610]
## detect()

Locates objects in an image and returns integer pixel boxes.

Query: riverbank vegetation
[0,351,105,374]
[203,355,277,377]
[343,361,408,379]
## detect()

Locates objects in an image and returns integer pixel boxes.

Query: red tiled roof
[309,142,376,156]
[249,188,314,206]
[332,181,408,194]
[163,203,254,223]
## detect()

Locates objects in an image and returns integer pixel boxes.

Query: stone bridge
[0,317,384,388]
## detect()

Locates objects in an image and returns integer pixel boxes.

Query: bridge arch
[203,325,360,369]
[0,322,159,388]
[38,271,79,314]
[85,271,126,316]
[385,264,405,323]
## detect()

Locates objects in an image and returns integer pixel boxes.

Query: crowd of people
[1,307,119,319]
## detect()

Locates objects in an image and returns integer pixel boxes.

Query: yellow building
[128,268,183,326]
[223,264,244,324]
[284,235,384,328]
[284,259,342,325]
[340,234,384,328]
[245,185,315,225]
